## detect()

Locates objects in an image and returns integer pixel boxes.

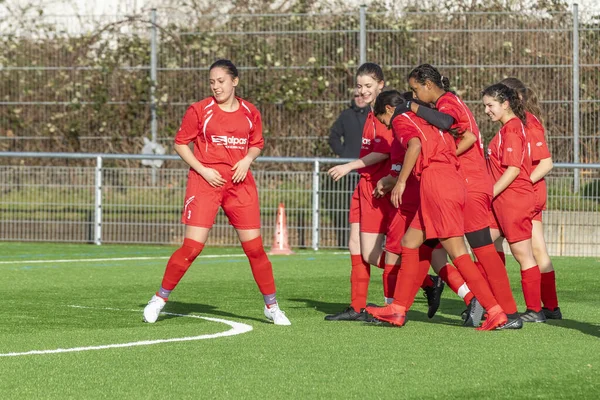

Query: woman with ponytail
[501,78,560,319]
[482,83,545,323]
[398,64,521,328]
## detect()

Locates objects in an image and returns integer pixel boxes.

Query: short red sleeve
[248,107,264,149]
[437,102,462,132]
[531,138,550,162]
[501,130,524,168]
[174,106,201,145]
[393,115,421,147]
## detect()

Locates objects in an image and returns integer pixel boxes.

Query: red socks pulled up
[453,254,499,312]
[541,271,559,310]
[160,238,204,292]
[521,266,542,312]
[473,244,518,315]
[242,237,276,296]
[350,254,371,312]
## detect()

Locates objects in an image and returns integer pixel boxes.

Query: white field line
[0,305,253,357]
[0,251,349,265]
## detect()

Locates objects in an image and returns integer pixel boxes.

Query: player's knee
[180,238,204,262]
[242,236,267,257]
[465,228,493,249]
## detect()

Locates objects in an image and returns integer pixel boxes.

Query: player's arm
[410,103,454,131]
[175,106,226,187]
[455,130,477,156]
[493,166,520,198]
[328,152,389,182]
[391,137,420,208]
[530,157,553,184]
[175,143,226,187]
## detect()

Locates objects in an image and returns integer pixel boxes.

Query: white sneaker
[264,303,291,326]
[143,295,166,323]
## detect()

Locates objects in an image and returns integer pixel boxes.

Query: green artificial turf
[0,242,599,399]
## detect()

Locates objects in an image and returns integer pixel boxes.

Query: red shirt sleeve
[529,128,551,162]
[174,106,201,145]
[393,115,421,146]
[501,129,525,168]
[248,106,264,150]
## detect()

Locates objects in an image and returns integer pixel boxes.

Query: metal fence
[1,152,599,257]
[1,5,599,174]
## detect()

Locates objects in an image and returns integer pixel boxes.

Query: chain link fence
[1,5,599,165]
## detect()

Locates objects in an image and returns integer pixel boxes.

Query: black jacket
[328,99,369,158]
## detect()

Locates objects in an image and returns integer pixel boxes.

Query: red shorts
[385,208,416,254]
[489,188,535,243]
[410,165,466,240]
[533,179,547,222]
[181,166,261,229]
[532,210,543,222]
[348,177,390,234]
[464,190,493,233]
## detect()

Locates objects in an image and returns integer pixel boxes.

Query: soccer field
[1,242,599,399]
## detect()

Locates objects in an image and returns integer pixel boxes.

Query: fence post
[573,3,580,193]
[94,156,103,245]
[150,8,158,186]
[359,5,367,65]
[312,160,320,250]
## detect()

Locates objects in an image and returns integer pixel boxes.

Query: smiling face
[408,77,436,104]
[482,94,510,123]
[209,67,238,103]
[357,74,384,107]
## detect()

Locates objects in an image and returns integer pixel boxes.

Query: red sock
[377,252,386,269]
[541,271,559,310]
[421,275,434,289]
[497,251,506,266]
[350,254,371,312]
[383,263,400,299]
[439,263,472,306]
[475,261,488,280]
[453,254,500,312]
[160,238,204,291]
[521,266,542,312]
[473,244,518,315]
[242,237,276,295]
[393,247,429,311]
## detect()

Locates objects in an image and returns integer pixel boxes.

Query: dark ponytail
[356,62,384,83]
[501,77,543,124]
[373,90,406,117]
[481,83,526,125]
[210,59,239,79]
[408,64,452,93]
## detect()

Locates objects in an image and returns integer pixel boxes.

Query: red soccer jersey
[389,136,420,213]
[436,92,492,195]
[175,96,264,168]
[526,112,551,166]
[357,111,393,181]
[391,112,459,179]
[486,117,534,200]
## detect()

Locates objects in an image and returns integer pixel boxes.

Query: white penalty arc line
[0,252,349,265]
[0,305,253,357]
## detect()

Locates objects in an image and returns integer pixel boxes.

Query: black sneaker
[496,314,524,330]
[463,298,484,327]
[543,307,563,320]
[520,309,547,323]
[423,275,445,318]
[324,306,373,322]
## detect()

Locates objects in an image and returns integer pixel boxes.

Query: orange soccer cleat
[366,303,407,327]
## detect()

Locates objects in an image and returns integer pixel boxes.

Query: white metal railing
[1,152,599,256]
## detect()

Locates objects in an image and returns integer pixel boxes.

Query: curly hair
[501,77,543,124]
[481,83,526,125]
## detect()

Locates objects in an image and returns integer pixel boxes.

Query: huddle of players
[325,62,561,330]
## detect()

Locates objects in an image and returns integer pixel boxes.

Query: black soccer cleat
[423,275,445,318]
[463,297,484,327]
[496,314,524,330]
[542,307,563,320]
[520,309,547,323]
[324,306,374,322]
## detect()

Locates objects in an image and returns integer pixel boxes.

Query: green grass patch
[0,242,599,399]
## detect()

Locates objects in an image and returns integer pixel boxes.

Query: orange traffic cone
[269,203,294,255]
